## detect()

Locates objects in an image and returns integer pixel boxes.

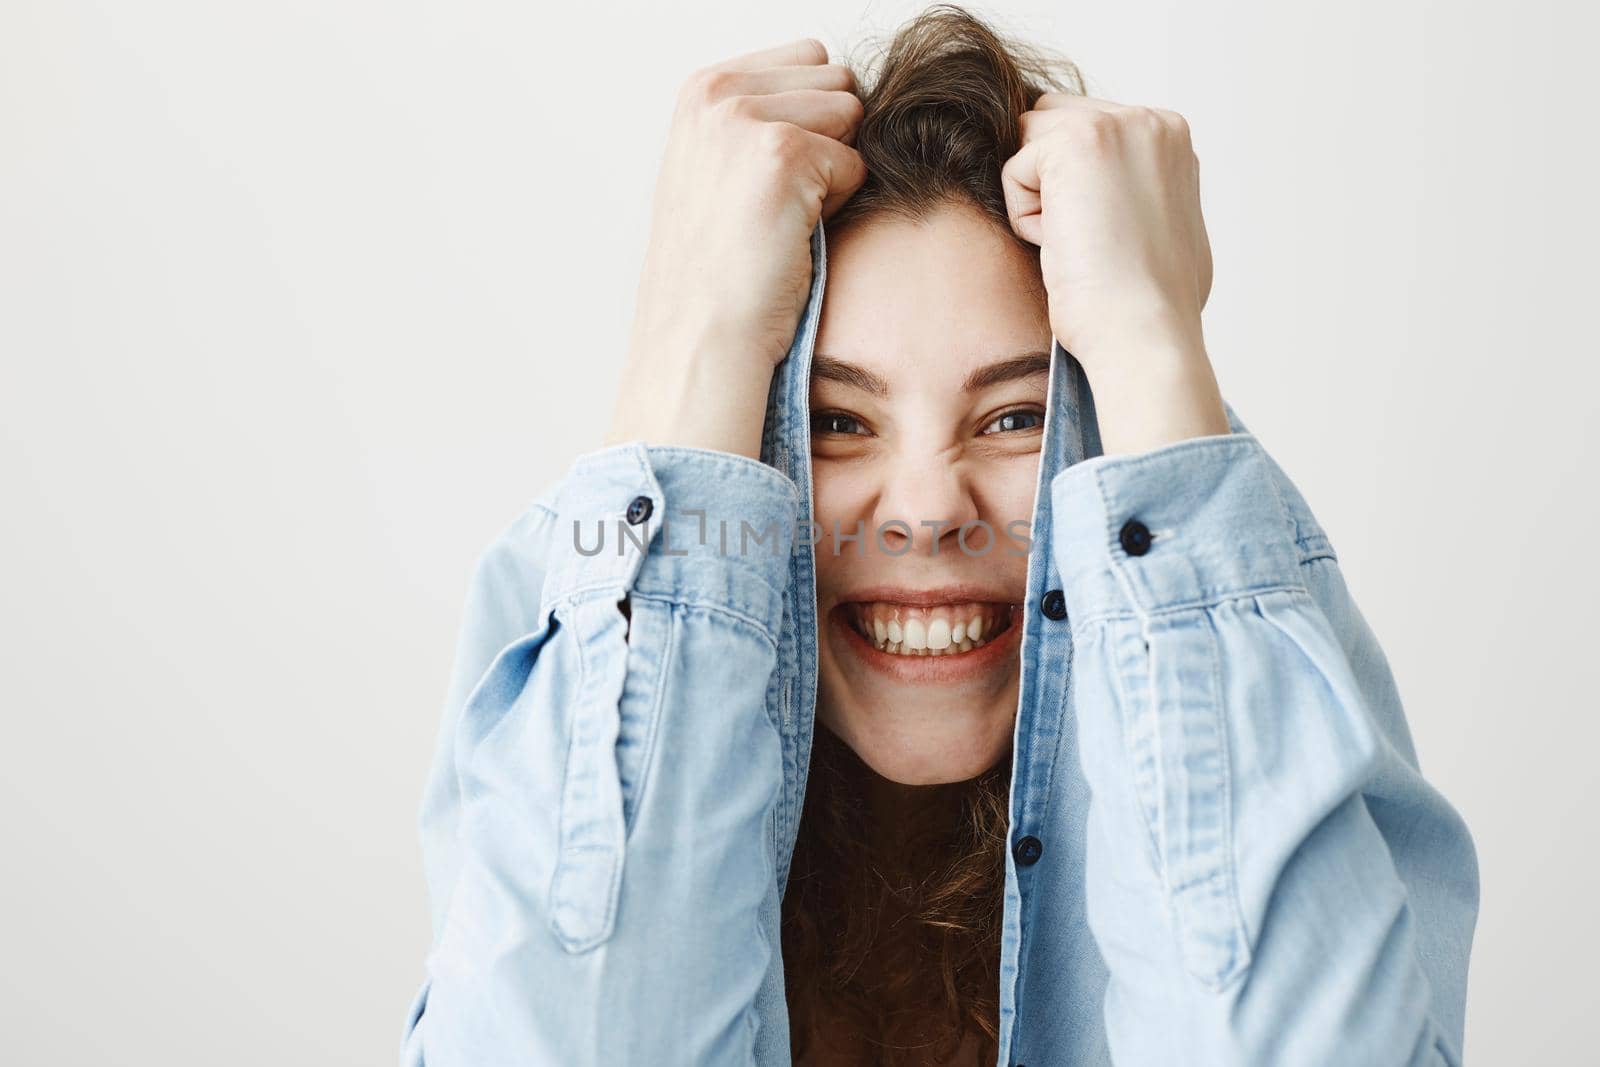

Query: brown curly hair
[779,5,1085,1066]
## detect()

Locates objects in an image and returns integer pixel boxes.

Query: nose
[869,448,984,558]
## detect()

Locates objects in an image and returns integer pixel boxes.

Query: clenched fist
[606,38,867,461]
[1002,93,1229,454]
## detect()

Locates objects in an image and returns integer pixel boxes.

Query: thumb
[1001,139,1044,247]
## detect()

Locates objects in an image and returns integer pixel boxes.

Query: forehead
[814,202,1050,383]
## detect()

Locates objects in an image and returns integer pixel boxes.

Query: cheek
[810,473,859,591]
[972,458,1042,543]
[991,463,1040,523]
[810,463,859,515]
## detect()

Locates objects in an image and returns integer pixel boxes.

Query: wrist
[607,334,774,461]
[1074,330,1230,457]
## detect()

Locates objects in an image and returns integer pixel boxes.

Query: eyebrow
[810,349,1053,398]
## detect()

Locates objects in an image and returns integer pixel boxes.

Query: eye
[982,408,1045,435]
[811,410,869,436]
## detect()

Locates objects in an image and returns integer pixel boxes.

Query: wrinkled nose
[869,451,984,557]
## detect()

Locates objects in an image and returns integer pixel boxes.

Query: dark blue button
[1040,589,1066,620]
[625,495,653,525]
[1119,518,1152,556]
[1013,834,1043,866]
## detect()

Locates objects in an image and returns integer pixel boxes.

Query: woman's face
[811,201,1052,785]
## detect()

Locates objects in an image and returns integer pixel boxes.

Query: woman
[400,6,1479,1066]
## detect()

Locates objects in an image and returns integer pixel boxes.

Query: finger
[1027,91,1121,112]
[1000,138,1044,246]
[735,62,859,98]
[1018,97,1131,140]
[705,37,829,73]
[739,88,864,144]
[808,132,868,217]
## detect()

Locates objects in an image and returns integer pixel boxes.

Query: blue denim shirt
[400,221,1480,1066]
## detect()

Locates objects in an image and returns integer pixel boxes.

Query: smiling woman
[809,206,1049,766]
[780,20,1072,1064]
[400,4,1480,1066]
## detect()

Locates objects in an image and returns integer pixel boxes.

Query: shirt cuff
[539,442,802,640]
[1050,433,1308,620]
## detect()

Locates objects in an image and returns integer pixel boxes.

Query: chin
[816,698,1015,785]
[814,608,1022,785]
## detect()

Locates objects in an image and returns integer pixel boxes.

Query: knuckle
[760,120,803,161]
[678,67,710,98]
[720,92,757,122]
[682,68,736,106]
[1133,105,1165,130]
[1079,109,1117,141]
[1158,107,1192,140]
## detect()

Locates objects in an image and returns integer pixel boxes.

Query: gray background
[1,0,1590,1062]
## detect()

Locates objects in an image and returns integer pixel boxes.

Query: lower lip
[829,604,1023,685]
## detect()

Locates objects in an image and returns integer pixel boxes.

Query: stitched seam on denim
[620,600,675,845]
[590,607,627,948]
[547,598,623,950]
[553,567,785,615]
[744,776,779,1059]
[1105,619,1165,876]
[644,444,802,492]
[1069,581,1310,625]
[1005,584,1073,1025]
[1202,602,1251,992]
[1076,431,1263,481]
[1084,432,1337,596]
[1026,591,1074,868]
[547,599,584,933]
[1095,465,1172,888]
[627,590,783,657]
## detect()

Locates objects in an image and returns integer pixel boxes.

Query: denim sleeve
[1050,432,1480,1066]
[400,441,801,1066]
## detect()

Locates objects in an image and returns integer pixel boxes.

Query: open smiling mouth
[837,600,1020,657]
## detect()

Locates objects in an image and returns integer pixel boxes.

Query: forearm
[1071,317,1231,457]
[605,324,778,462]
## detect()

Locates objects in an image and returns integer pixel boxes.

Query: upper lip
[836,583,1020,607]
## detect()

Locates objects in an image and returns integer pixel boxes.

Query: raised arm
[402,36,865,1064]
[1050,425,1480,1065]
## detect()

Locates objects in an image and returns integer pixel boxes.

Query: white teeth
[847,601,1015,657]
[903,618,927,651]
[870,627,992,659]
